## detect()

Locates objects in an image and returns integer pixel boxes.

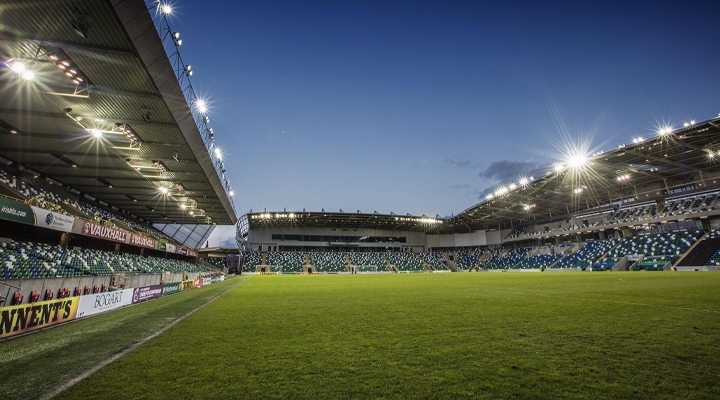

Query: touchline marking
[473,288,720,314]
[41,276,253,400]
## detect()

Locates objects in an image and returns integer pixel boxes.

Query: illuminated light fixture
[180,204,187,210]
[7,61,34,80]
[567,153,588,169]
[189,211,194,216]
[486,194,494,200]
[573,188,583,194]
[229,190,234,197]
[523,204,535,211]
[494,187,508,196]
[617,174,631,182]
[288,213,295,218]
[214,148,222,160]
[508,183,517,190]
[691,120,696,125]
[158,186,169,195]
[160,4,172,14]
[658,126,673,136]
[518,177,529,186]
[10,130,17,134]
[89,129,102,138]
[203,116,209,124]
[195,98,207,114]
[709,152,716,159]
[632,137,644,144]
[153,160,167,172]
[554,164,564,172]
[173,32,180,39]
[10,61,26,74]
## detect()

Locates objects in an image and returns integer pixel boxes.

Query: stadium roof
[0,0,236,225]
[249,116,720,235]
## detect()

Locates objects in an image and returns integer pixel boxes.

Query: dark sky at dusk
[175,1,720,245]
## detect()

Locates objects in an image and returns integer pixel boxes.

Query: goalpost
[356,265,386,273]
[257,265,282,275]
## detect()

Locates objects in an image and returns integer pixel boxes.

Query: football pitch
[5,272,720,399]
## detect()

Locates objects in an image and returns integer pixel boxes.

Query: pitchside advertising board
[76,289,134,318]
[132,285,163,303]
[0,296,80,339]
[162,282,182,296]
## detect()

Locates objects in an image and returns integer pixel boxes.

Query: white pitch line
[41,276,252,400]
[474,288,720,314]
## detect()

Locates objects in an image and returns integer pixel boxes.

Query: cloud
[478,160,544,181]
[443,159,479,169]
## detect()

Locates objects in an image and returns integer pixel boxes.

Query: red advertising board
[130,234,157,249]
[81,221,128,243]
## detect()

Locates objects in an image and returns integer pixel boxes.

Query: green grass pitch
[8,272,720,399]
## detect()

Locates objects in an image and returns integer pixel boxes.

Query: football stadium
[1,1,720,399]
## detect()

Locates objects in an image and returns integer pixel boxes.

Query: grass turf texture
[32,273,720,398]
[0,277,249,400]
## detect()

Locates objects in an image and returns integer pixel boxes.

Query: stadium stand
[554,239,619,269]
[310,252,347,272]
[659,190,720,217]
[606,232,701,258]
[513,253,562,269]
[384,252,425,271]
[418,252,446,270]
[0,241,207,279]
[266,252,305,273]
[455,249,481,270]
[243,252,263,272]
[484,247,532,269]
[347,252,385,271]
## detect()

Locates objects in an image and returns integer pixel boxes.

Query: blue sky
[176,1,720,247]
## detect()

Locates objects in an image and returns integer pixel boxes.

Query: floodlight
[173,32,180,39]
[691,120,696,125]
[214,148,222,160]
[518,177,529,186]
[229,190,234,197]
[20,70,34,80]
[658,126,673,136]
[89,129,102,138]
[196,99,207,114]
[180,204,187,209]
[159,186,169,194]
[11,62,26,73]
[554,164,564,172]
[486,194,494,200]
[567,154,588,169]
[160,4,172,14]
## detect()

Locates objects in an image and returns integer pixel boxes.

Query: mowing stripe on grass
[478,288,720,313]
[40,276,252,400]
